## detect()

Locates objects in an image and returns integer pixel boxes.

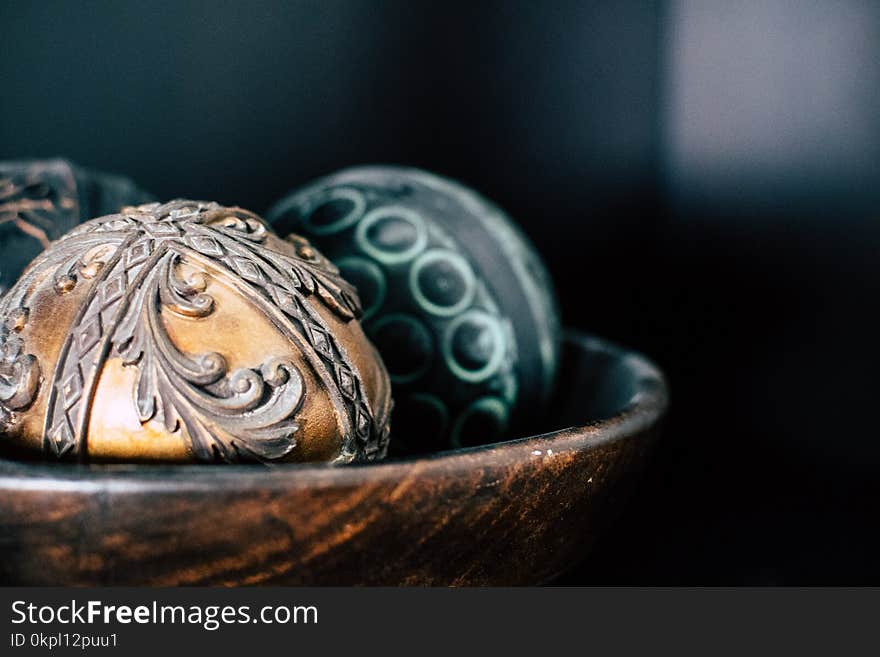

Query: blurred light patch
[664,0,880,214]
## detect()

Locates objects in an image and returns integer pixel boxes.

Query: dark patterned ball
[0,159,154,293]
[268,166,560,452]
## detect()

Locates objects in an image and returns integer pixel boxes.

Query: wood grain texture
[0,331,667,586]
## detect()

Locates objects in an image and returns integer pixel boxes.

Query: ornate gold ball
[0,200,392,464]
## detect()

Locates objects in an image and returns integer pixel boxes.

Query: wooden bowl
[0,330,667,585]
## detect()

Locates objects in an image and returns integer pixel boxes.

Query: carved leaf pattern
[0,323,40,413]
[110,249,305,461]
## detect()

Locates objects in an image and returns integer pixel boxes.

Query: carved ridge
[0,199,388,462]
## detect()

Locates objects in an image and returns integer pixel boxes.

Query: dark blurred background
[2,0,879,583]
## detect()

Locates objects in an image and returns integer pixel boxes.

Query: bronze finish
[0,332,667,585]
[0,200,392,464]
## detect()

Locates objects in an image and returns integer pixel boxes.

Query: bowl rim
[0,330,668,493]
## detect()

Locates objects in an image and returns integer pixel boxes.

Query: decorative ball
[0,200,392,464]
[0,159,155,294]
[268,166,560,452]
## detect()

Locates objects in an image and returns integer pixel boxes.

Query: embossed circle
[369,313,433,384]
[302,188,366,235]
[408,248,476,318]
[450,397,509,448]
[355,206,428,265]
[336,256,386,321]
[442,309,506,383]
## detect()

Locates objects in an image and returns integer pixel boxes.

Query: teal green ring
[441,309,507,383]
[450,396,509,449]
[408,248,477,318]
[302,188,366,235]
[354,206,428,265]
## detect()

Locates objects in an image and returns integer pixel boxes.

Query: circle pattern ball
[268,168,559,454]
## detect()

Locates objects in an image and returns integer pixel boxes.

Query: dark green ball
[268,166,560,453]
